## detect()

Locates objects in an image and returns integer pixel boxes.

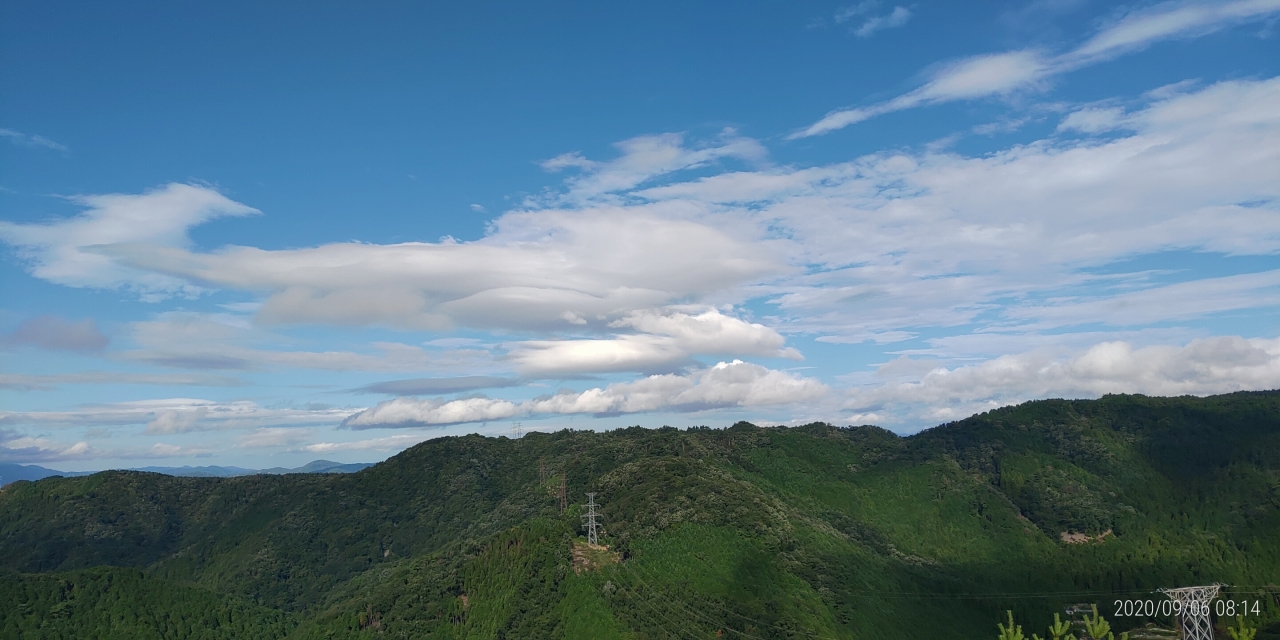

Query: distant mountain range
[0,459,372,486]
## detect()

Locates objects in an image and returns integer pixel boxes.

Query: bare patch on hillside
[571,540,619,573]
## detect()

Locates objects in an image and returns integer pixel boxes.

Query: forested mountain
[2,392,1278,639]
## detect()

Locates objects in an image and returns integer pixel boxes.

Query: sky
[2,0,1279,471]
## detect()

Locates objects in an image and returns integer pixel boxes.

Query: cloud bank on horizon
[2,0,1278,468]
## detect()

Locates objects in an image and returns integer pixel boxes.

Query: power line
[611,549,1266,639]
[623,552,1242,637]
[616,560,776,640]
[614,571,706,640]
[619,558,839,639]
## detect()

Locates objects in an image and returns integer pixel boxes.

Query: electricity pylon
[582,493,601,546]
[1161,584,1222,640]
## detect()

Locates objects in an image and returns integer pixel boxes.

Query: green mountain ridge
[1,392,1278,638]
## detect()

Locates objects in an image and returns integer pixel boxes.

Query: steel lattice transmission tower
[1161,584,1222,640]
[582,493,601,546]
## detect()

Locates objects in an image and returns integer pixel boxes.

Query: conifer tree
[999,611,1027,640]
[1032,612,1077,640]
[1227,616,1258,640]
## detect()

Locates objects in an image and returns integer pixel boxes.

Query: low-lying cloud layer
[851,337,1280,423]
[344,360,827,428]
[0,398,358,434]
[508,308,801,375]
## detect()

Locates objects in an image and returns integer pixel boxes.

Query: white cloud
[5,73,1279,439]
[145,442,212,458]
[8,79,1275,387]
[123,312,493,372]
[792,0,1280,137]
[146,408,210,434]
[0,371,244,392]
[1007,270,1280,329]
[699,77,1280,343]
[854,6,913,37]
[835,1,880,23]
[0,435,93,463]
[526,360,828,415]
[5,79,1274,396]
[509,336,689,376]
[508,308,801,375]
[793,50,1049,137]
[301,433,433,453]
[0,183,259,299]
[96,202,784,332]
[540,130,767,203]
[1056,106,1128,133]
[846,336,1280,425]
[342,360,827,428]
[343,396,520,429]
[1065,0,1280,65]
[0,398,357,433]
[236,427,316,449]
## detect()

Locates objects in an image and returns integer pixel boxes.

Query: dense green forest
[1,392,1278,638]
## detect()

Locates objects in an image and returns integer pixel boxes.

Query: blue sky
[2,0,1279,470]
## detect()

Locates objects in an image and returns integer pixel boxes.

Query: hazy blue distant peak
[0,460,373,486]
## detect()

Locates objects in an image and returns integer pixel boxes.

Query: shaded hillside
[1,392,1278,638]
[0,567,294,639]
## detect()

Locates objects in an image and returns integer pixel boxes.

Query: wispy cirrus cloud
[0,128,67,152]
[0,371,244,392]
[855,6,912,37]
[122,312,496,372]
[0,398,357,434]
[539,129,767,204]
[792,0,1280,137]
[354,376,520,395]
[834,2,913,36]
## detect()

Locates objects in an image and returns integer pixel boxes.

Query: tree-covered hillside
[1,392,1278,638]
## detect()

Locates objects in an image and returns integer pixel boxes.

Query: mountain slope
[1,392,1278,638]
